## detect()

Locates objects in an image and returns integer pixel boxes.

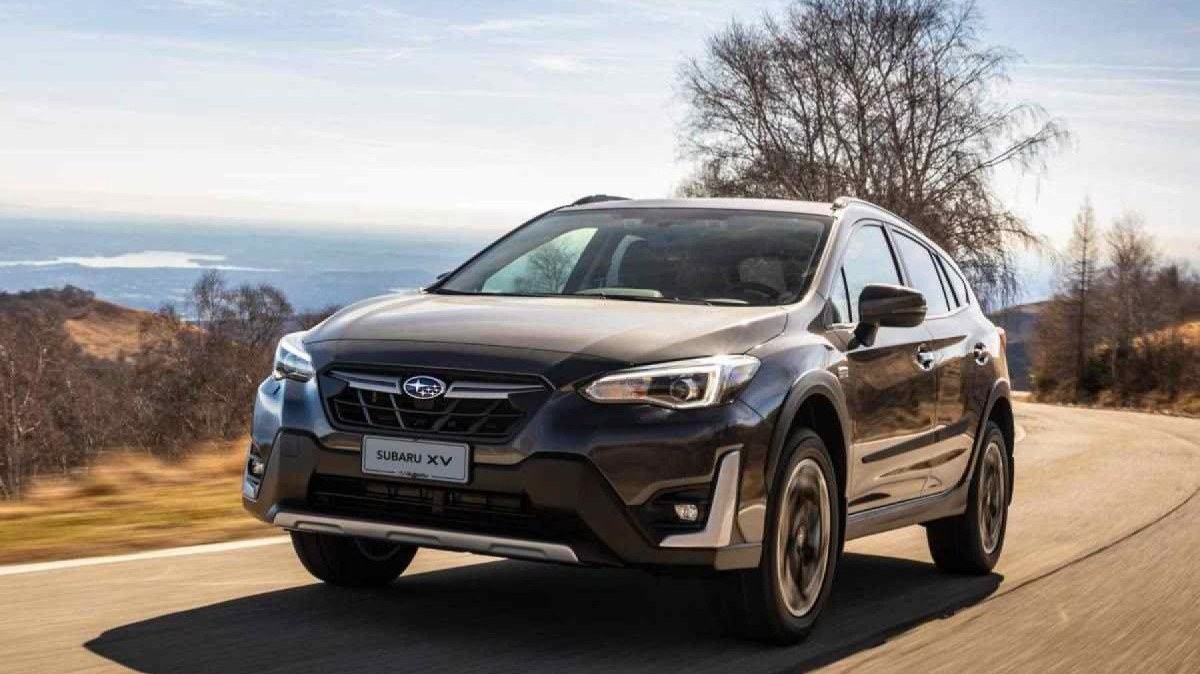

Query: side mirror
[435,271,451,281]
[854,284,926,346]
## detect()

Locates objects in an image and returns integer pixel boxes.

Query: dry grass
[0,438,275,565]
[63,299,153,360]
[1032,391,1200,418]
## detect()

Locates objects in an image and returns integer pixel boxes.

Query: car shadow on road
[85,551,1000,674]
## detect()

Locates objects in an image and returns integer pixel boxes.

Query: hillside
[0,286,163,361]
[989,301,1046,391]
[63,297,158,360]
[1140,320,1200,346]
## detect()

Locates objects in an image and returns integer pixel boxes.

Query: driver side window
[834,224,902,323]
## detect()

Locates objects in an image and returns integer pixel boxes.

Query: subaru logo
[403,375,446,400]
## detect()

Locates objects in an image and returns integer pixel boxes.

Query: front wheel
[291,531,418,587]
[926,421,1010,574]
[713,430,841,644]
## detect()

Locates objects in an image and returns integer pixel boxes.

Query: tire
[713,430,841,644]
[290,531,418,587]
[926,420,1010,574]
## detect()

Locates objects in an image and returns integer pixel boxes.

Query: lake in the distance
[0,215,497,311]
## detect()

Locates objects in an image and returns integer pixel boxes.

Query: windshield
[436,208,832,306]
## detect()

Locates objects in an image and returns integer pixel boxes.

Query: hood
[307,292,788,365]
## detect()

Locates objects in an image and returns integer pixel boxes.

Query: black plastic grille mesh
[322,369,544,440]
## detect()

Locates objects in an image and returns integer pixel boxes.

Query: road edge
[0,536,290,577]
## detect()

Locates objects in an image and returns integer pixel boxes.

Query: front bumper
[244,372,771,570]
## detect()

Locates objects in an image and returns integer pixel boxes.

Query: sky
[1,0,1198,255]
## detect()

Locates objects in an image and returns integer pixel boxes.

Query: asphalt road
[2,402,1198,674]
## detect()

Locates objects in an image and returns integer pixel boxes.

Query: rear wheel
[926,421,1009,574]
[290,531,418,587]
[713,430,841,644]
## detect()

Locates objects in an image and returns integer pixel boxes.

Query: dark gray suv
[244,196,1013,643]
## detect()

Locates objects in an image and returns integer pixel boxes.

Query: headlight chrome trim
[580,355,760,410]
[273,331,314,382]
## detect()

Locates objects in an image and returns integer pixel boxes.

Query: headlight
[580,355,760,409]
[273,331,314,382]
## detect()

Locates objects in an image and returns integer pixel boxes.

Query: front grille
[321,367,547,441]
[307,474,588,542]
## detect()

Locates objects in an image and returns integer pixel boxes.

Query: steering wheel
[729,281,781,301]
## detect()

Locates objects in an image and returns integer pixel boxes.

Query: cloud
[1020,62,1200,74]
[451,14,592,34]
[166,0,272,17]
[530,55,586,73]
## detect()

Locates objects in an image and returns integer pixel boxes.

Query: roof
[557,196,927,246]
[560,197,837,218]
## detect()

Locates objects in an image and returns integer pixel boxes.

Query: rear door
[889,230,975,496]
[831,222,939,513]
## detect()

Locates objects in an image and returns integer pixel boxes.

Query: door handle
[973,342,990,365]
[915,344,935,370]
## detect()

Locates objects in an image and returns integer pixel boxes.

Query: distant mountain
[988,301,1047,391]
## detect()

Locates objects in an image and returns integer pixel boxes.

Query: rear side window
[941,257,970,306]
[934,255,959,307]
[838,224,902,322]
[893,232,951,315]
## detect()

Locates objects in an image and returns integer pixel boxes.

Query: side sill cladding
[844,378,1013,540]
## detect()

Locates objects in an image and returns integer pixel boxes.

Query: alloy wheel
[775,458,832,617]
[977,440,1007,554]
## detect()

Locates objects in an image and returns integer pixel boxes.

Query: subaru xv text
[244,196,1014,643]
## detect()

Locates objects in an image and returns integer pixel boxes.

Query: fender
[764,368,852,498]
[969,377,1014,503]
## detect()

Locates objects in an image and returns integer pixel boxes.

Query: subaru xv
[244,196,1013,643]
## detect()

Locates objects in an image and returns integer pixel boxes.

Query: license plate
[361,437,470,484]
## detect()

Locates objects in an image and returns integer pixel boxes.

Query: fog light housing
[637,486,712,537]
[248,454,266,477]
[673,503,701,522]
[243,449,267,500]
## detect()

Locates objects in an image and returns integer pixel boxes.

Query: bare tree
[129,271,296,456]
[677,0,1067,306]
[515,240,575,293]
[1031,208,1200,410]
[0,295,110,497]
[1102,213,1157,401]
[0,339,48,498]
[1062,198,1101,399]
[0,278,301,497]
[295,304,343,330]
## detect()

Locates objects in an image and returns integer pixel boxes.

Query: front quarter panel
[734,316,849,543]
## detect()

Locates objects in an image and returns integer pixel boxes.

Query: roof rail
[569,194,630,206]
[832,195,910,223]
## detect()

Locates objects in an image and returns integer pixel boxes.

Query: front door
[828,223,938,513]
[888,232,979,496]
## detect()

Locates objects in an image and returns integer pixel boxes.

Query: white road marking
[0,536,290,577]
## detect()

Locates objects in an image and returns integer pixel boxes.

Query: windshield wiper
[430,289,563,299]
[433,288,752,306]
[700,298,752,306]
[577,292,717,306]
[428,287,478,295]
